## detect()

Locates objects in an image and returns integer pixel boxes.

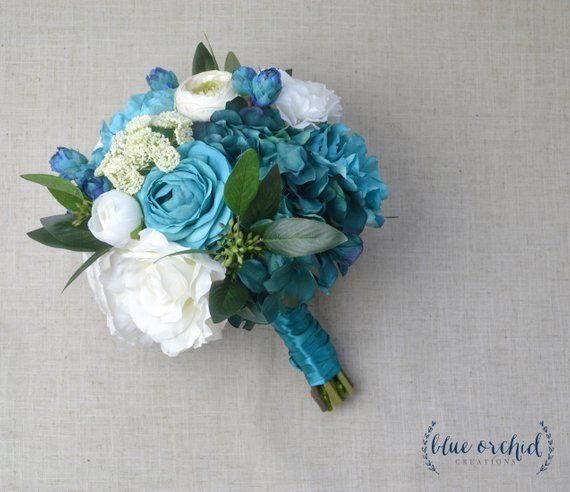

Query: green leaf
[249,219,273,236]
[223,149,260,215]
[237,305,268,325]
[21,173,87,211]
[241,165,282,226]
[40,215,109,251]
[62,247,111,292]
[262,218,348,257]
[203,33,220,70]
[27,227,100,252]
[154,248,213,263]
[224,51,241,72]
[192,42,218,74]
[209,278,251,323]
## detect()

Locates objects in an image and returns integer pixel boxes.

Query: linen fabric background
[0,0,568,490]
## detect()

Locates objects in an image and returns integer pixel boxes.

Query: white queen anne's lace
[95,112,194,194]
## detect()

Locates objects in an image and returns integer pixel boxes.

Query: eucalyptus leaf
[224,51,241,72]
[192,42,218,74]
[62,247,111,292]
[262,218,348,257]
[40,215,109,251]
[209,278,250,323]
[223,149,260,215]
[241,165,282,226]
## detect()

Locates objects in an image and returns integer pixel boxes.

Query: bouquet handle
[272,304,354,411]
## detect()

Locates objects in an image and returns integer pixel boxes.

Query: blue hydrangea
[95,88,175,166]
[193,105,288,167]
[285,123,388,235]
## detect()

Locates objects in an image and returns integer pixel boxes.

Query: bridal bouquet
[23,42,388,411]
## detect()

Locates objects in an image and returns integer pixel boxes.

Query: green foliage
[209,278,251,323]
[223,149,260,215]
[40,215,109,251]
[62,247,111,292]
[224,51,241,72]
[192,42,219,74]
[262,218,347,257]
[241,165,282,226]
[21,174,91,222]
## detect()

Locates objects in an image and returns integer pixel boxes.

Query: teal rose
[138,141,232,249]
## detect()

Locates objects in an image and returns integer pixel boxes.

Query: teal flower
[137,141,232,249]
[193,106,287,166]
[146,67,178,91]
[231,66,256,97]
[94,70,177,168]
[50,147,88,181]
[232,67,282,107]
[303,123,388,233]
[251,68,282,107]
[49,147,111,200]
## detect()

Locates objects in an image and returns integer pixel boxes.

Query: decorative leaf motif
[209,279,251,323]
[537,421,554,475]
[192,42,218,75]
[62,247,111,292]
[262,218,347,257]
[224,51,241,72]
[40,215,109,251]
[223,149,260,216]
[421,421,439,475]
[241,165,282,227]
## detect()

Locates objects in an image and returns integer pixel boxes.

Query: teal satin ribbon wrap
[272,304,341,386]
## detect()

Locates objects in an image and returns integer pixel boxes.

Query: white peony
[88,190,143,246]
[274,70,343,129]
[174,70,237,122]
[85,229,226,356]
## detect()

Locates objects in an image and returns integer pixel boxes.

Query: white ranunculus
[274,70,343,129]
[174,70,237,122]
[88,190,143,247]
[85,229,226,356]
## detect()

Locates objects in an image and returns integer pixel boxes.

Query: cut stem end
[310,369,354,412]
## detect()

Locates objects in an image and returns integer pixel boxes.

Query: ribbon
[272,304,341,386]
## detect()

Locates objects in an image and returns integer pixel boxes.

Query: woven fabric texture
[0,0,568,490]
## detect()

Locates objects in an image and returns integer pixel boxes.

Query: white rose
[88,190,143,247]
[86,229,226,356]
[274,70,343,129]
[174,70,237,121]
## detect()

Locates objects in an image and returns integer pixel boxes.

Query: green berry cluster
[214,218,263,277]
